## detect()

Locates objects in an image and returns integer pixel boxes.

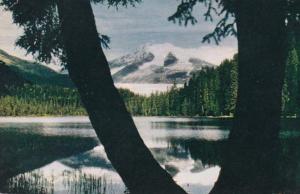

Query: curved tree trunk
[56,0,187,193]
[210,1,287,194]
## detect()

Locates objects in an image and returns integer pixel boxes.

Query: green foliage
[124,58,238,117]
[218,55,238,115]
[0,84,141,116]
[124,49,298,117]
[0,85,85,116]
[282,47,300,116]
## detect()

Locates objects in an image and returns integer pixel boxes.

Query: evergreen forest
[0,46,299,117]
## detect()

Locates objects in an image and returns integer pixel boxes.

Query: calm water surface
[0,117,299,194]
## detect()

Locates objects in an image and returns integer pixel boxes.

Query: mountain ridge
[0,49,73,87]
[0,44,215,88]
[109,43,215,84]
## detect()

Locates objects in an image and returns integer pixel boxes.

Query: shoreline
[0,115,299,118]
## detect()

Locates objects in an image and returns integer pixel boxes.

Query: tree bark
[56,0,187,193]
[210,0,287,193]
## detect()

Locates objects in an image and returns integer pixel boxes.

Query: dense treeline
[0,85,137,116]
[0,85,85,116]
[126,45,300,117]
[282,40,300,116]
[126,44,299,117]
[0,47,299,117]
[127,43,300,117]
[125,56,238,116]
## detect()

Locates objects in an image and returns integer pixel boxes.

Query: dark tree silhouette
[214,0,287,192]
[0,0,187,193]
[55,0,187,193]
[170,0,298,193]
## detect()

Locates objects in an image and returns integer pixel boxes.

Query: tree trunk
[210,0,287,193]
[56,0,187,193]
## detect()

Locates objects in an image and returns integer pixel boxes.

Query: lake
[0,117,299,194]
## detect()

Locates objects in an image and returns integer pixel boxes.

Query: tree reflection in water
[6,170,125,194]
[7,171,54,194]
[0,129,98,185]
[170,135,300,194]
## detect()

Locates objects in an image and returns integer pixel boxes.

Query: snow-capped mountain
[109,43,215,84]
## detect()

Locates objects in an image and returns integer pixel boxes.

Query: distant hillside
[0,49,73,87]
[0,61,28,95]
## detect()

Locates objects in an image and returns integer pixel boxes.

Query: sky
[0,0,237,66]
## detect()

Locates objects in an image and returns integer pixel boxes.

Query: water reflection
[7,171,54,194]
[0,117,299,194]
[6,170,124,194]
[0,128,98,186]
[169,139,225,166]
[279,137,300,192]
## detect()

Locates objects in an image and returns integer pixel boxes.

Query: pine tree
[283,48,299,116]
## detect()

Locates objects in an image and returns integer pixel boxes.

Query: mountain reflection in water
[0,117,299,194]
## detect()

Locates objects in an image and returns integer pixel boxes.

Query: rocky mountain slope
[110,43,215,84]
